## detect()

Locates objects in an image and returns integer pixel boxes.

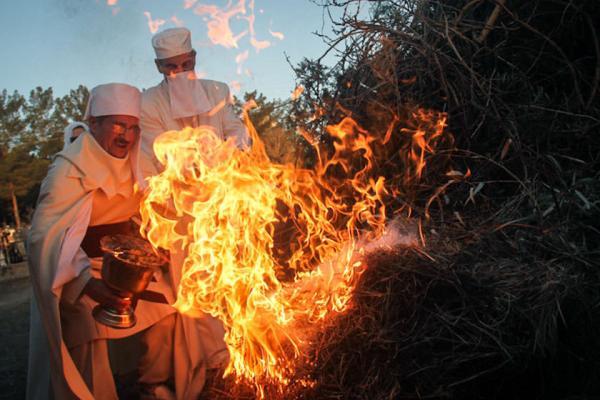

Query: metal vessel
[92,234,164,329]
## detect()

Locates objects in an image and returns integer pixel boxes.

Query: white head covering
[167,71,212,118]
[83,83,141,120]
[62,121,89,150]
[152,27,193,60]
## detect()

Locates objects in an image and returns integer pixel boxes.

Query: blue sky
[0,0,357,100]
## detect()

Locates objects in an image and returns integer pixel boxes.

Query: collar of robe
[57,131,135,199]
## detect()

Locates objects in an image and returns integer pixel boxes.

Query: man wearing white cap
[138,27,247,399]
[27,83,177,400]
[62,121,89,150]
[139,27,250,178]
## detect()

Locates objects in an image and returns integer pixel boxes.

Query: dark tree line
[268,1,600,399]
[0,85,313,228]
[0,86,88,227]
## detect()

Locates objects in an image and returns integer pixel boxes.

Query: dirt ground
[0,276,31,400]
[0,263,233,400]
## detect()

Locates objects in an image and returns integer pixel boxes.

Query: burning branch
[140,104,447,397]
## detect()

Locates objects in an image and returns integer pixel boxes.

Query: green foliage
[282,1,600,399]
[235,91,314,166]
[0,85,89,224]
[0,145,49,198]
[289,59,336,135]
[2,85,311,224]
[0,90,26,155]
[21,87,55,155]
[43,85,89,158]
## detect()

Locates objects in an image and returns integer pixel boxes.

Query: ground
[0,264,31,400]
[0,263,231,400]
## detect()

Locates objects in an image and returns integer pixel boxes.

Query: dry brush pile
[203,1,599,398]
[289,1,600,399]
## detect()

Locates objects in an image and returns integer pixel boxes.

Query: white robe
[139,78,249,178]
[26,132,175,399]
[139,78,245,399]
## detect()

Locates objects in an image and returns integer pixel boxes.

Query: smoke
[362,218,418,253]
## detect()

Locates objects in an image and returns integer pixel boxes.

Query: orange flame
[249,36,271,52]
[140,108,448,397]
[269,29,284,41]
[170,15,185,27]
[194,0,247,49]
[143,11,166,34]
[235,50,249,75]
[183,0,197,9]
[229,80,243,93]
[401,109,447,181]
[245,0,271,52]
[291,85,304,101]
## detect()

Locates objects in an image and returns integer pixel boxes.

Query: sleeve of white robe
[29,159,90,294]
[27,157,95,399]
[61,262,91,304]
[221,85,251,150]
[139,96,165,178]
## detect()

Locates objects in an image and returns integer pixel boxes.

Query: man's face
[89,115,140,159]
[155,50,196,77]
[70,127,85,143]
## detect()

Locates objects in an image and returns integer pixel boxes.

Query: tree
[22,87,55,154]
[0,85,89,226]
[0,143,49,228]
[236,91,312,167]
[40,85,89,158]
[0,89,26,157]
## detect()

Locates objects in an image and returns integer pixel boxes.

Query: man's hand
[82,278,132,310]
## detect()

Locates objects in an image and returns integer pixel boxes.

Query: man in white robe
[27,83,176,400]
[62,121,89,150]
[138,27,250,399]
[139,27,250,178]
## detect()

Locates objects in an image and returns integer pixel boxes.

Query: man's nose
[124,130,137,142]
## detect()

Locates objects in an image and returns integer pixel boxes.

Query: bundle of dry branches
[206,1,600,398]
[291,0,600,398]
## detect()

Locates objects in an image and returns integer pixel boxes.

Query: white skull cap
[152,27,193,60]
[83,83,141,120]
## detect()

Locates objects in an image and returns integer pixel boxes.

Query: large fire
[139,109,446,396]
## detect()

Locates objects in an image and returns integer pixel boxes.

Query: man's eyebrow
[113,122,139,128]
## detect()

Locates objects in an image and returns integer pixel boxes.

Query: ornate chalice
[92,234,164,329]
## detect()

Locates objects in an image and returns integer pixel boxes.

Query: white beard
[167,70,211,119]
